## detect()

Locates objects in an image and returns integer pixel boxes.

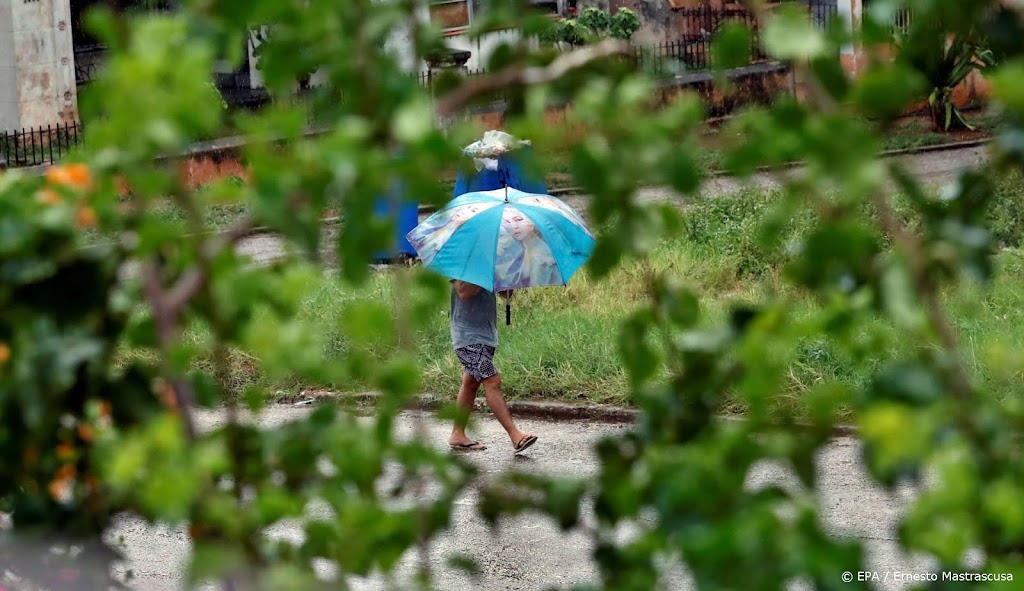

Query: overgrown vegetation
[7,0,1024,589]
[151,173,1024,418]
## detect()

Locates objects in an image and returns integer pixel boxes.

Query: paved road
[91,407,959,591]
[235,144,992,267]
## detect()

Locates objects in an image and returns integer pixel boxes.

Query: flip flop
[514,434,538,454]
[450,441,487,451]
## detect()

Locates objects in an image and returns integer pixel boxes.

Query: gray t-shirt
[450,282,498,349]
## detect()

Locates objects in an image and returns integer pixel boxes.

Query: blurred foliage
[3,0,1024,589]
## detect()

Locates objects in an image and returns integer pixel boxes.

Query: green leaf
[374,354,421,401]
[188,542,247,583]
[871,361,944,406]
[666,149,703,195]
[392,99,434,143]
[447,554,483,579]
[342,300,395,346]
[762,6,827,60]
[880,262,925,331]
[262,564,320,591]
[851,64,927,120]
[587,236,623,278]
[858,403,936,483]
[712,23,753,71]
[618,310,660,387]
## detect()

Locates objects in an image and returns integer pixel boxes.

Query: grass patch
[118,170,1024,420]
[149,200,251,233]
[878,108,1001,151]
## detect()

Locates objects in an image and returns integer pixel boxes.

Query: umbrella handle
[506,301,511,326]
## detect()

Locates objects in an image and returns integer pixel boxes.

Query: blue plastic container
[453,145,547,198]
[373,187,418,262]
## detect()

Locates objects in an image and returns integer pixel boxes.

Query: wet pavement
[96,407,947,591]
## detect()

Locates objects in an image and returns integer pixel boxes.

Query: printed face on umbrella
[507,212,537,242]
[450,204,482,225]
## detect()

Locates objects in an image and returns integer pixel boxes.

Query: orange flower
[77,423,94,443]
[0,342,9,366]
[57,443,74,460]
[75,206,98,228]
[48,464,77,503]
[46,163,93,191]
[36,188,62,206]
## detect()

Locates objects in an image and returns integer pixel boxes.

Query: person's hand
[454,280,482,301]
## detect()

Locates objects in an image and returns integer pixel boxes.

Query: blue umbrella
[406,187,594,293]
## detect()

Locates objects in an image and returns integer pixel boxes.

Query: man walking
[448,279,538,453]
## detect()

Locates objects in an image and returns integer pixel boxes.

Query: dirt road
[91,408,948,591]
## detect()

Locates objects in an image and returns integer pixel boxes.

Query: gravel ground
[7,408,951,591]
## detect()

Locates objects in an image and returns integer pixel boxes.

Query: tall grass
[120,171,1024,418]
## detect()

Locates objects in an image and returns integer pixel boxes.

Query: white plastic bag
[463,130,531,159]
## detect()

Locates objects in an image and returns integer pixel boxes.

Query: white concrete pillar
[0,1,21,130]
[248,28,266,89]
[837,0,861,56]
[0,0,79,131]
[52,0,77,122]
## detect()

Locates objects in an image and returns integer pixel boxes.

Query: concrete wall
[0,1,18,130]
[0,0,78,130]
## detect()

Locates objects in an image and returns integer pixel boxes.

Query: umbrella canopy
[406,187,595,292]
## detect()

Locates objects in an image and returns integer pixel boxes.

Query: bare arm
[454,280,482,301]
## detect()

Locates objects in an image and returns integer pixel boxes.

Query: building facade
[1,0,940,132]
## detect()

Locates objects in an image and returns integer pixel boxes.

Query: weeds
[116,166,1024,419]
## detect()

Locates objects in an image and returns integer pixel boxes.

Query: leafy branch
[434,38,630,116]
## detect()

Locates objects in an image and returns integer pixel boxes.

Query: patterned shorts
[455,344,498,382]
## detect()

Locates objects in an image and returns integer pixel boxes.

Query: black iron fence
[892,8,913,35]
[0,124,84,168]
[72,0,176,51]
[807,0,840,30]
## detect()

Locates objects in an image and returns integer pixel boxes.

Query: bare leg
[450,372,481,446]
[481,374,535,448]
